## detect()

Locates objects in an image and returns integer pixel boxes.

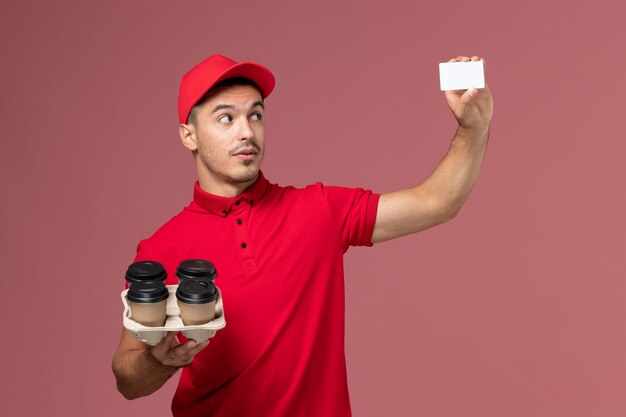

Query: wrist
[456,123,490,141]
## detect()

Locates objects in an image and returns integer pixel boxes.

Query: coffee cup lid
[125,261,168,284]
[176,278,217,304]
[127,281,169,303]
[176,259,217,281]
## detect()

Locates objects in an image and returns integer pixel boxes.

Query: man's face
[184,84,265,193]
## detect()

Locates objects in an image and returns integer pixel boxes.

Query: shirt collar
[193,171,269,216]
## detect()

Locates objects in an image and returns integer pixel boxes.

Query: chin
[231,167,259,183]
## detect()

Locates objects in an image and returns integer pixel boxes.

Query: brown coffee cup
[176,278,218,325]
[126,281,169,327]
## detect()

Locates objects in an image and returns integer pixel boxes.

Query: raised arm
[372,56,494,244]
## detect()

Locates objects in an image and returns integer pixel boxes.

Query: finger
[151,332,175,352]
[460,88,478,105]
[170,339,205,358]
[189,339,210,356]
[172,339,198,352]
[172,340,209,365]
[471,56,480,61]
[150,335,184,366]
[159,331,180,348]
[152,341,195,367]
[444,89,462,104]
[164,331,179,342]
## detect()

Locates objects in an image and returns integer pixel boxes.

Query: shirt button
[222,210,228,216]
[250,200,254,206]
[241,243,247,248]
[237,219,243,225]
[235,200,241,206]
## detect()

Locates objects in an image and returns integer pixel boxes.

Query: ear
[179,123,198,151]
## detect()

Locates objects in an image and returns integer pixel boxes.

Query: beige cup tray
[121,285,226,346]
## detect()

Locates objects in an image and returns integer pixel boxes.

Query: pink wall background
[1,0,625,416]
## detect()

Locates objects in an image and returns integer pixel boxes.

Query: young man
[112,54,493,416]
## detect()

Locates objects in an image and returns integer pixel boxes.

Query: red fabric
[178,54,275,124]
[133,172,379,416]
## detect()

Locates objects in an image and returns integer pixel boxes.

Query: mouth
[233,148,258,160]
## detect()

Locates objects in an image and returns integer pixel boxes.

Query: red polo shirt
[133,172,380,416]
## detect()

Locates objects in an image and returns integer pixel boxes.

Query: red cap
[178,54,275,124]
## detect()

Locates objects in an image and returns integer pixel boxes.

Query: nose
[238,118,254,141]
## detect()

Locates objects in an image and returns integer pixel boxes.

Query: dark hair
[186,77,262,124]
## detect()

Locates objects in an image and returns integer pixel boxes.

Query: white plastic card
[439,61,485,91]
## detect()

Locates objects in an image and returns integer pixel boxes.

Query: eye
[218,114,232,124]
[250,112,263,121]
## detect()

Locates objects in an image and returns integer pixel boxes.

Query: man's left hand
[444,56,494,134]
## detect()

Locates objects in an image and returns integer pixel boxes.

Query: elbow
[435,202,462,225]
[446,206,462,222]
[438,192,468,223]
[116,382,144,401]
[112,363,143,401]
[423,189,464,226]
[119,389,136,401]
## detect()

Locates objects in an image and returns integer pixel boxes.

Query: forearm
[112,345,178,400]
[372,124,490,243]
[419,124,490,218]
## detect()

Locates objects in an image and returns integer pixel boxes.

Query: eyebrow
[211,101,265,114]
[211,104,235,114]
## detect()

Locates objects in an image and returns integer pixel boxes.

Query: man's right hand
[113,328,210,399]
[150,331,210,368]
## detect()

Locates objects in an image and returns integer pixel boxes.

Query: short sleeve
[317,184,380,251]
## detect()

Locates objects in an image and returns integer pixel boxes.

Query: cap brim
[213,62,275,99]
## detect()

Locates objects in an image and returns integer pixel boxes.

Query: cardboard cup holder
[121,285,226,346]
